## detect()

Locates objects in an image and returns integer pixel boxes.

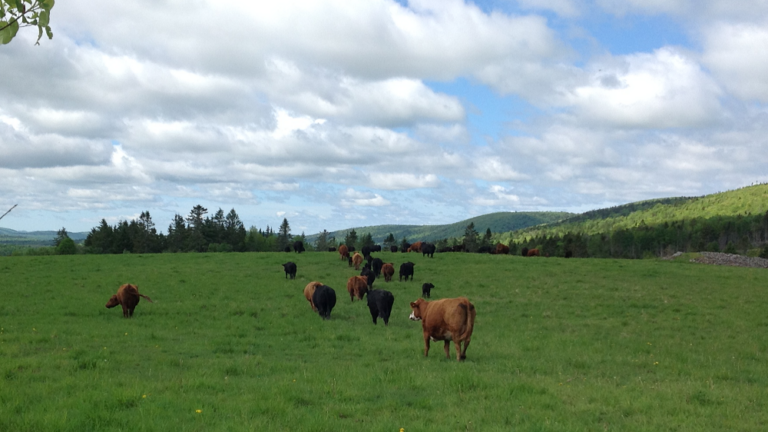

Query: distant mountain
[0,228,89,246]
[305,211,573,244]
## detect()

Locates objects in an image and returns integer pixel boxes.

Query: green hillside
[506,184,768,242]
[0,228,88,246]
[307,211,573,244]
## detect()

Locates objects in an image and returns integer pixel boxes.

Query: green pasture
[1,251,767,431]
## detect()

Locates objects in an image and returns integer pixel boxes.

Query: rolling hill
[0,228,89,246]
[305,211,573,244]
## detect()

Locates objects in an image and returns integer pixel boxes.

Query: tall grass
[1,252,767,431]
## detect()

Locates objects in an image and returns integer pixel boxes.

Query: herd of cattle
[104,240,495,361]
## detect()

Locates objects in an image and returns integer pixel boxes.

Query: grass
[1,251,768,431]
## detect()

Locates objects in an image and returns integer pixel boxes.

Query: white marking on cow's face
[409,311,421,321]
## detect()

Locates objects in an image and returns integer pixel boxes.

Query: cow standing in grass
[409,297,476,362]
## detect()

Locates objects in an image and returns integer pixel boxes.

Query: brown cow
[304,281,323,311]
[526,248,540,257]
[346,276,369,302]
[351,252,363,270]
[409,297,476,362]
[105,284,153,318]
[338,244,349,261]
[407,241,423,252]
[495,243,510,255]
[381,263,395,282]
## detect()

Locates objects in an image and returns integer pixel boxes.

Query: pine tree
[345,229,358,250]
[463,222,479,252]
[277,218,292,251]
[315,230,329,251]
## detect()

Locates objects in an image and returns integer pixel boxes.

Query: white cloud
[702,21,768,102]
[340,189,391,207]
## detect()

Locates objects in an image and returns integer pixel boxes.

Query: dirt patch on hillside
[689,252,768,269]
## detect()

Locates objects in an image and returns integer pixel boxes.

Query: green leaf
[0,18,19,44]
[38,8,47,27]
[44,24,51,39]
[40,0,55,11]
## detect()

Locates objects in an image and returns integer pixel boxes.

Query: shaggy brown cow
[495,243,510,255]
[407,241,423,252]
[338,244,349,261]
[105,284,153,318]
[351,252,364,270]
[381,263,395,282]
[304,281,323,311]
[409,297,476,362]
[346,276,369,302]
[526,248,540,257]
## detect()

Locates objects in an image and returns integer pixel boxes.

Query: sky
[1,0,767,235]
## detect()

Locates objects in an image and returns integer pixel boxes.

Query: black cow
[366,289,394,326]
[362,245,372,258]
[328,247,336,252]
[361,266,376,289]
[477,245,492,254]
[390,246,398,253]
[521,247,529,257]
[401,243,411,253]
[282,262,297,279]
[565,250,573,258]
[293,241,305,253]
[284,245,291,252]
[348,246,356,252]
[421,243,436,258]
[371,257,383,277]
[348,256,353,267]
[399,262,415,281]
[312,285,336,320]
[422,282,435,298]
[452,245,465,252]
[372,245,382,253]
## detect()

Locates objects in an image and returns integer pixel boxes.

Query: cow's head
[105,295,120,308]
[409,299,426,321]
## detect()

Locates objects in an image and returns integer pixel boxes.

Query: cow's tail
[139,294,154,303]
[458,300,475,340]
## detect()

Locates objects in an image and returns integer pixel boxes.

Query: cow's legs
[444,341,451,359]
[423,332,430,357]
[460,339,471,360]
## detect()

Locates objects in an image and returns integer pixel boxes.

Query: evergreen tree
[53,227,69,247]
[359,232,374,249]
[167,214,188,252]
[463,222,479,252]
[400,236,409,251]
[277,218,292,251]
[315,229,329,251]
[383,233,396,249]
[345,229,358,250]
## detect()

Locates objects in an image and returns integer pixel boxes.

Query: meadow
[1,251,767,431]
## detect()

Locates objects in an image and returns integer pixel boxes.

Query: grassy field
[1,251,767,431]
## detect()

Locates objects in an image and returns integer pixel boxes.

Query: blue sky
[1,0,767,235]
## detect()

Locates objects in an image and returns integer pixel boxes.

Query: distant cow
[421,282,435,298]
[408,241,423,253]
[352,252,364,270]
[521,247,529,257]
[526,248,540,257]
[565,250,573,258]
[347,276,369,301]
[303,281,323,311]
[328,247,337,252]
[312,285,336,320]
[421,243,436,258]
[367,289,395,326]
[399,262,415,281]
[282,262,297,279]
[381,263,395,282]
[362,246,373,258]
[390,246,398,253]
[495,243,510,255]
[105,283,153,318]
[371,245,382,253]
[293,241,305,253]
[371,258,384,277]
[284,245,291,252]
[409,297,476,362]
[348,246,356,252]
[477,245,492,254]
[338,245,349,261]
[452,244,465,252]
[361,266,376,289]
[401,243,411,253]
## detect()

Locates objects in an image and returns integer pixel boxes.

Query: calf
[282,262,297,279]
[367,289,395,326]
[346,276,369,301]
[105,284,153,318]
[312,285,336,320]
[408,241,423,252]
[421,282,435,298]
[293,241,306,253]
[399,262,415,281]
[495,243,510,255]
[381,263,395,282]
[352,252,364,270]
[409,297,476,362]
[371,257,384,277]
[304,281,323,311]
[526,248,540,257]
[361,266,376,289]
[338,244,349,261]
